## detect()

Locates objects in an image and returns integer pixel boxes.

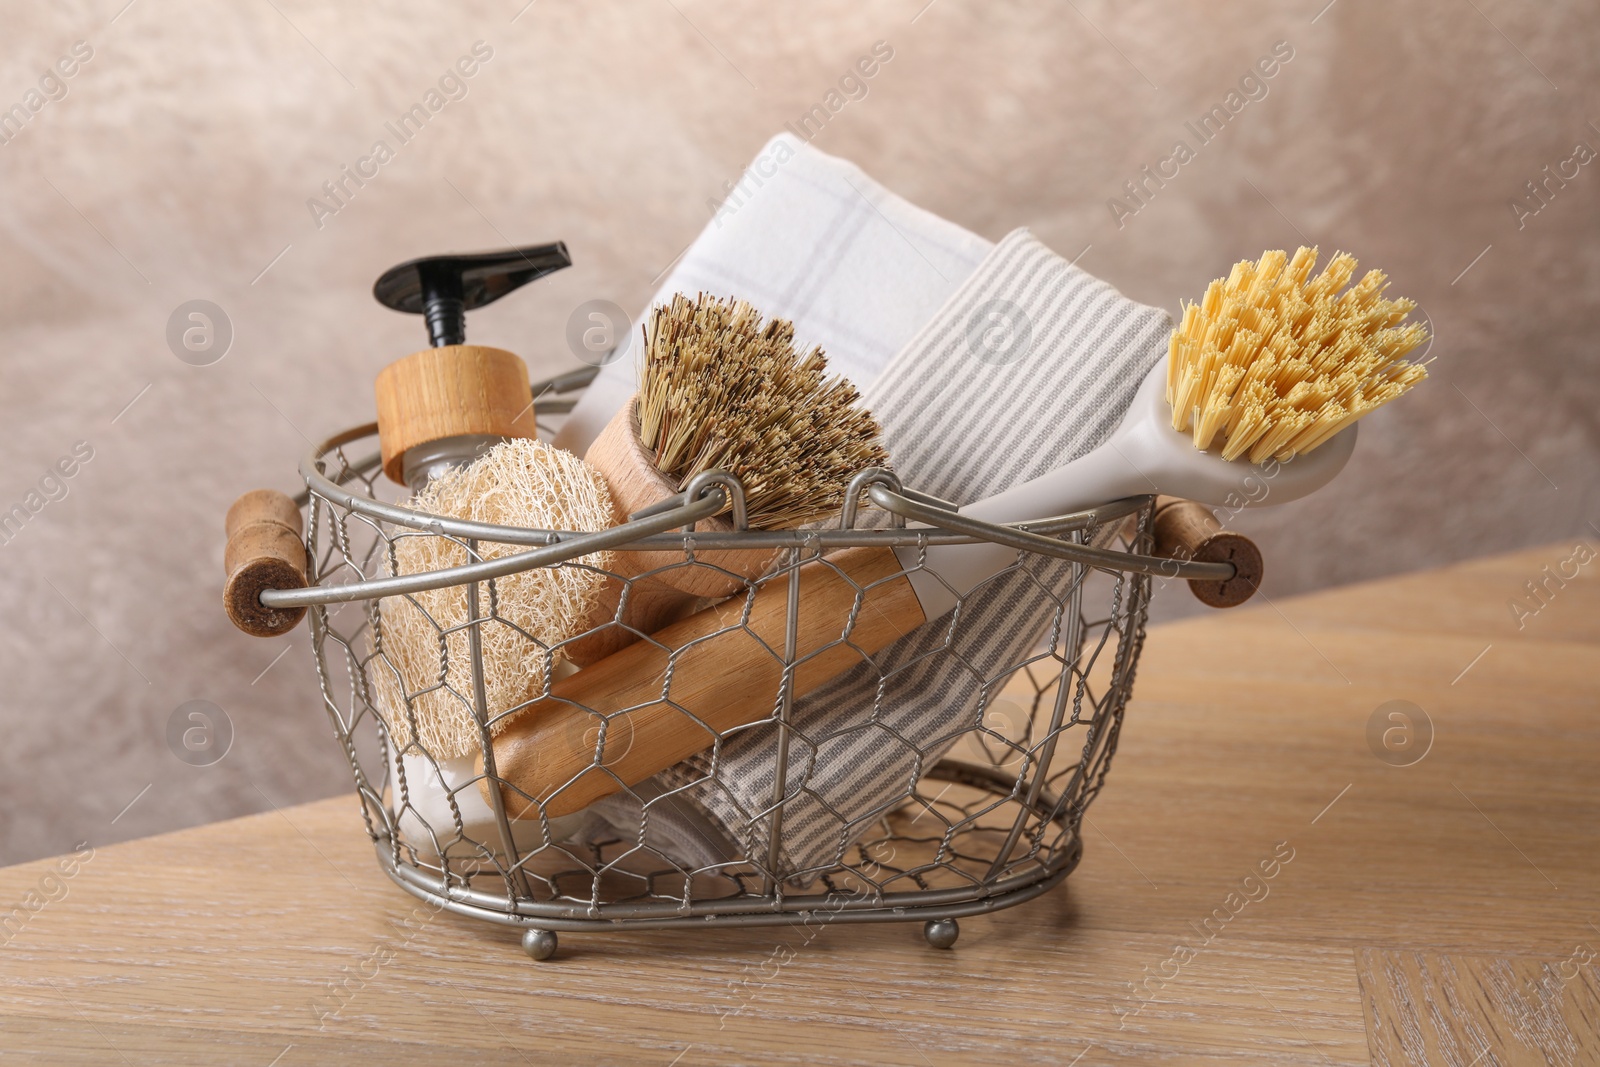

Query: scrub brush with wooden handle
[483,246,1430,818]
[566,292,889,664]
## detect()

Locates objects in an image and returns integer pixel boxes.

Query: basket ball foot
[923,918,959,949]
[522,928,559,961]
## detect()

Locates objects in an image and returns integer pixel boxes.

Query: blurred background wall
[2,0,1595,865]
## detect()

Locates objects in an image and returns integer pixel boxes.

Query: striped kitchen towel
[653,228,1173,878]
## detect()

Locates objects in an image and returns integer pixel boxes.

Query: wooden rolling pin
[481,503,1263,819]
[223,489,308,637]
[482,544,919,818]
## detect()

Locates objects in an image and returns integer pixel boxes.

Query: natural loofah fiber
[370,438,616,760]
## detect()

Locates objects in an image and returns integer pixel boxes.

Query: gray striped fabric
[652,229,1172,877]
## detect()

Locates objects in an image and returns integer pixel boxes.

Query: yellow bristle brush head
[1166,246,1431,464]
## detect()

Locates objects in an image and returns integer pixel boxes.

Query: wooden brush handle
[562,522,708,665]
[566,397,778,666]
[223,489,308,637]
[1152,496,1263,608]
[481,545,925,818]
[586,397,776,596]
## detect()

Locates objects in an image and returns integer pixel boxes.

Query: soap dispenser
[371,241,572,490]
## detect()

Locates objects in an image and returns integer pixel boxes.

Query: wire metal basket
[259,369,1233,959]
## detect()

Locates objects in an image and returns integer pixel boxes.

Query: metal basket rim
[261,423,1229,612]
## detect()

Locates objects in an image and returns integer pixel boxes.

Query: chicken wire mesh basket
[259,369,1234,958]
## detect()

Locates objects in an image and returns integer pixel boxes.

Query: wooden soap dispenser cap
[370,243,572,489]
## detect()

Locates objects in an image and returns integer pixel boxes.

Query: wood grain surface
[1357,948,1600,1066]
[2,542,1596,1065]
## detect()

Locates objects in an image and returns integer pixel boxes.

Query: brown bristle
[636,293,889,530]
[1167,247,1431,463]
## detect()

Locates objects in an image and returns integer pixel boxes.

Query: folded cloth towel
[654,229,1173,879]
[554,131,993,454]
[557,133,991,872]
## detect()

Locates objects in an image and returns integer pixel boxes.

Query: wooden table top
[2,542,1596,1065]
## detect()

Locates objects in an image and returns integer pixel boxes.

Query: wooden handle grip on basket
[223,489,308,637]
[481,545,924,819]
[1151,496,1263,608]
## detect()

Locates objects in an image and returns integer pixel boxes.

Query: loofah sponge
[370,438,616,760]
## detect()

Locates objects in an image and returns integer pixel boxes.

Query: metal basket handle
[225,422,1252,634]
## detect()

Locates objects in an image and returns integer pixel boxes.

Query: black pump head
[373,242,572,348]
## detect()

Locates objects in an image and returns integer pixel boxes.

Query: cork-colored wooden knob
[374,345,537,485]
[1152,496,1264,609]
[223,489,308,637]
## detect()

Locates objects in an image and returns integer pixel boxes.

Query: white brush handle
[899,358,1357,618]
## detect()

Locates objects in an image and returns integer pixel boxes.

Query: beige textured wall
[1,0,1595,865]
